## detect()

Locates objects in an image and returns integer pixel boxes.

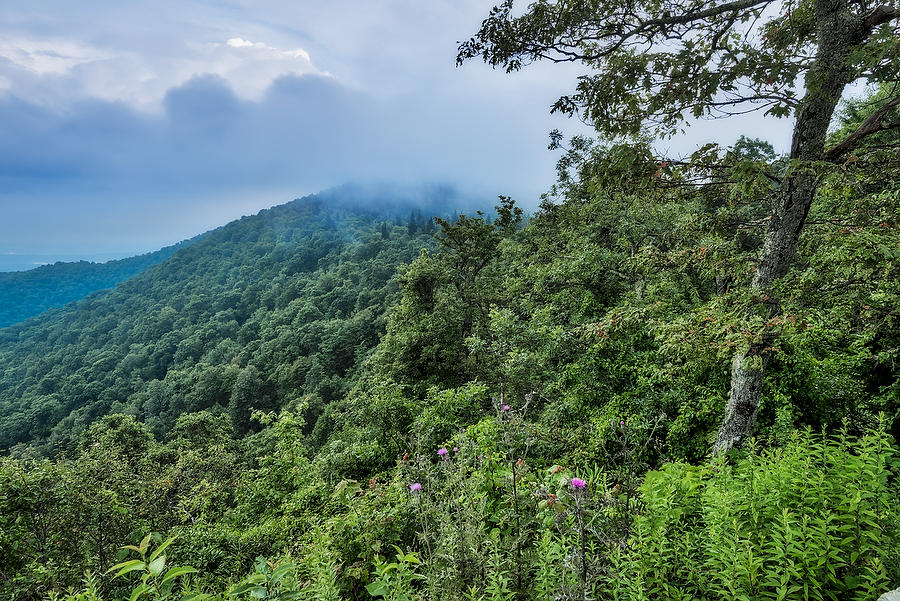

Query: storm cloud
[0,0,788,257]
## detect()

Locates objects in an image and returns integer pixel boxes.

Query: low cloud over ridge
[0,1,589,255]
[0,70,561,253]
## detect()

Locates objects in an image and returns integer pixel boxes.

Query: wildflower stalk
[498,390,529,598]
[568,478,589,601]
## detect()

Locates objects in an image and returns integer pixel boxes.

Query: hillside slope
[0,157,897,601]
[0,188,457,453]
[0,240,196,328]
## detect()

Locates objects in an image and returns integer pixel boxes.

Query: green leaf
[270,563,294,584]
[149,536,177,561]
[229,582,257,596]
[129,583,150,601]
[107,559,146,578]
[161,566,199,586]
[138,533,153,556]
[148,555,166,577]
[366,581,390,598]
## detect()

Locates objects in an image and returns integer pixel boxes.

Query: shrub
[609,425,899,601]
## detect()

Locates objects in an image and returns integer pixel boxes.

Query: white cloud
[0,38,111,75]
[226,37,255,48]
[200,37,322,99]
[284,48,311,62]
[225,37,312,64]
[0,32,324,107]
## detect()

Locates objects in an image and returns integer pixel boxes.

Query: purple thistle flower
[571,477,587,490]
[620,420,625,426]
[437,448,449,457]
[502,405,510,411]
[409,482,422,492]
[453,447,459,453]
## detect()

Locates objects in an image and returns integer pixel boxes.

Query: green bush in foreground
[609,425,899,601]
[35,422,900,601]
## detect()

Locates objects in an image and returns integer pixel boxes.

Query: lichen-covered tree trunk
[714,0,860,453]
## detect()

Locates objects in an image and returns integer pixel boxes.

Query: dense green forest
[0,240,196,328]
[0,188,452,455]
[1,128,898,599]
[1,0,899,599]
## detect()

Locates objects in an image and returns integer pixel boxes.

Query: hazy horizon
[0,179,503,270]
[0,252,139,273]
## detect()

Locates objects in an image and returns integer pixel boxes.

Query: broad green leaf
[107,559,146,578]
[366,582,390,598]
[229,582,257,596]
[270,563,293,583]
[148,555,166,577]
[129,583,150,601]
[161,566,199,586]
[149,536,178,561]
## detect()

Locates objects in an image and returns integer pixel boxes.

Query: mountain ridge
[0,238,199,328]
[0,186,477,454]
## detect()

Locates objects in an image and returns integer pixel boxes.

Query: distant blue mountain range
[0,253,139,273]
[0,239,198,327]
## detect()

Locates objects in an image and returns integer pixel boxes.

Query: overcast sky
[0,1,791,259]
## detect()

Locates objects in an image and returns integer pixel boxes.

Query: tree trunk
[714,0,862,453]
[716,345,765,452]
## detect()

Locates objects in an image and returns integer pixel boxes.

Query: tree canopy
[459,0,899,451]
[458,0,899,141]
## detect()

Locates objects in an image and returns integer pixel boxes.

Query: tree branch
[861,4,898,32]
[639,0,774,28]
[824,95,900,162]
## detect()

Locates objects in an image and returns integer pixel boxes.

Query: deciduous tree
[458,0,899,451]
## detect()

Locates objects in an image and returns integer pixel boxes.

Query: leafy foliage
[0,105,898,600]
[105,534,201,601]
[0,239,194,328]
[610,425,900,600]
[457,0,900,137]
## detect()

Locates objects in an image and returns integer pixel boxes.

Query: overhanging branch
[824,94,900,162]
[861,4,899,32]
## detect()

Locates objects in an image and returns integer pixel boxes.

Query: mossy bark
[715,0,893,452]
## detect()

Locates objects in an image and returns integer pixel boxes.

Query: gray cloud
[0,0,791,257]
[0,69,569,254]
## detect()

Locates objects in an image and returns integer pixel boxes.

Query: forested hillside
[0,188,448,455]
[0,240,196,328]
[1,129,898,600]
[1,0,899,597]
